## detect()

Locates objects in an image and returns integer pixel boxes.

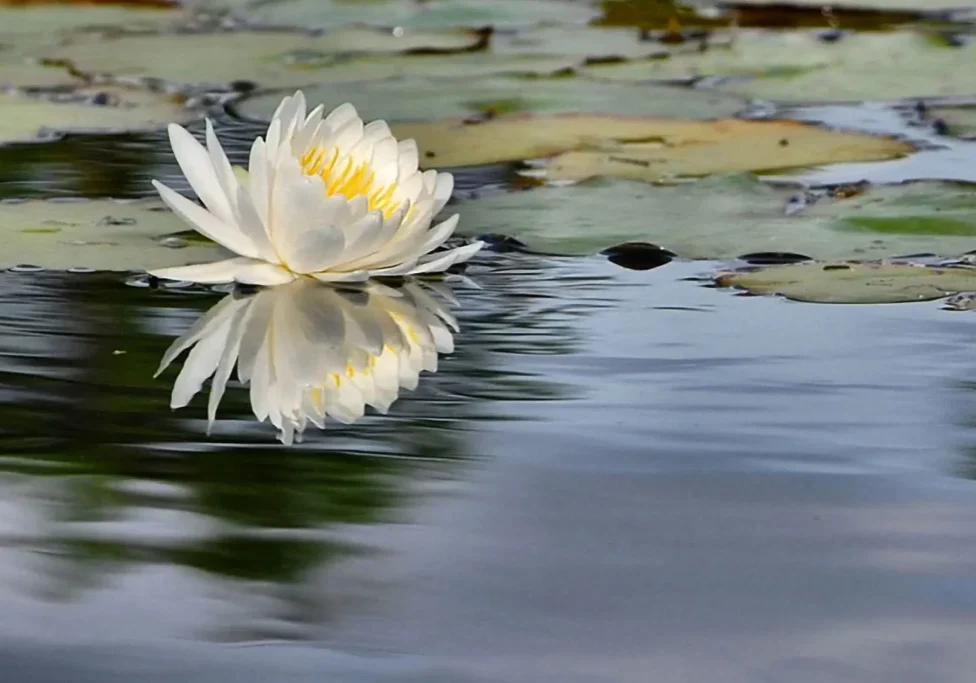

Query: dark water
[3,113,976,682]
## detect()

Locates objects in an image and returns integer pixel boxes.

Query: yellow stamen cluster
[300,146,400,218]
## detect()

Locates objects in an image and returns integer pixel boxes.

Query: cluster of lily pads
[1,0,976,304]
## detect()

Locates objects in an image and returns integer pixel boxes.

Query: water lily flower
[150,90,482,285]
[156,279,459,444]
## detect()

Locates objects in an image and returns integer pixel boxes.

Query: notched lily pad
[41,27,492,89]
[455,175,976,259]
[386,114,911,174]
[715,261,976,304]
[0,87,197,143]
[0,198,227,271]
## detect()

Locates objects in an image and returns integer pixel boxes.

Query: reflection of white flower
[156,280,459,444]
[150,90,482,285]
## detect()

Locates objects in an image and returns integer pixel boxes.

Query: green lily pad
[0,197,228,271]
[235,75,746,124]
[0,5,177,48]
[714,261,976,304]
[239,0,600,29]
[40,26,490,89]
[586,30,976,102]
[455,174,976,259]
[230,52,580,87]
[377,114,909,173]
[726,0,976,10]
[0,87,196,144]
[0,60,81,88]
[931,106,976,139]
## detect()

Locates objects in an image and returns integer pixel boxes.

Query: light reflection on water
[1,256,976,680]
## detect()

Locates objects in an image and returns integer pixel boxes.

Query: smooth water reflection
[157,279,462,445]
[2,256,976,681]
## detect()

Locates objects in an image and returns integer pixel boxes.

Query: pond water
[2,1,976,681]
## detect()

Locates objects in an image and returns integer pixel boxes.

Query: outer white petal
[312,270,370,283]
[153,180,259,259]
[324,102,359,132]
[166,124,234,226]
[206,119,275,260]
[431,173,454,215]
[150,257,294,286]
[405,241,483,275]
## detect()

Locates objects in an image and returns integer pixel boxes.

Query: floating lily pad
[724,0,976,10]
[0,5,176,47]
[534,117,911,183]
[379,114,909,172]
[491,24,670,59]
[455,174,976,259]
[240,0,600,29]
[232,52,580,87]
[40,26,489,88]
[715,262,976,304]
[0,198,228,271]
[0,60,81,88]
[931,106,976,139]
[236,76,746,123]
[0,87,196,143]
[595,30,976,102]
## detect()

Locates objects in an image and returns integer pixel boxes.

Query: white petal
[432,173,454,215]
[324,102,359,131]
[397,140,419,181]
[207,120,276,260]
[248,137,272,231]
[167,123,235,225]
[150,257,294,286]
[312,270,370,283]
[371,137,400,187]
[406,241,482,275]
[270,160,348,273]
[153,180,258,258]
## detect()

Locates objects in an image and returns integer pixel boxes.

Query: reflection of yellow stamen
[299,145,400,218]
[332,373,341,387]
[346,365,355,378]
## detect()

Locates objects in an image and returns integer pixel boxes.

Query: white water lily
[156,279,459,444]
[150,90,482,285]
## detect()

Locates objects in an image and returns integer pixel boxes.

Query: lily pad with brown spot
[39,27,491,89]
[0,197,228,271]
[0,87,196,144]
[715,261,976,304]
[384,114,911,173]
[584,30,976,103]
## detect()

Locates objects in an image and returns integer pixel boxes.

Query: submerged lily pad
[715,262,976,304]
[596,30,976,102]
[236,76,746,122]
[455,174,976,259]
[40,27,490,88]
[240,0,600,29]
[0,88,195,143]
[0,197,227,271]
[387,115,910,172]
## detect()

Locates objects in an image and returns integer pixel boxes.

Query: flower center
[300,146,400,219]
